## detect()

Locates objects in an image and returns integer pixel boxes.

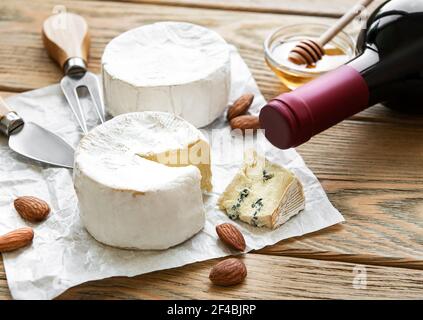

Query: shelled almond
[0,227,34,253]
[230,115,260,132]
[209,258,247,286]
[216,223,246,251]
[227,93,254,121]
[14,196,50,222]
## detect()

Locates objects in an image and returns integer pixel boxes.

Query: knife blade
[0,95,74,169]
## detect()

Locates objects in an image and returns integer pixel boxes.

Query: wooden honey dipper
[289,0,374,65]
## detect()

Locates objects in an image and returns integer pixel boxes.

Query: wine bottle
[259,0,423,150]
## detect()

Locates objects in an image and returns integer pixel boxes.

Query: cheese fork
[42,12,105,134]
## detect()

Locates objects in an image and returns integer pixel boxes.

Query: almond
[0,227,34,253]
[209,258,247,286]
[230,115,260,133]
[14,196,50,222]
[227,93,254,121]
[216,223,246,251]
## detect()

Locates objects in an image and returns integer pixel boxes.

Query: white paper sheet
[0,46,344,300]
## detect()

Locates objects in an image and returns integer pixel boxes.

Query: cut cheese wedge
[73,112,211,250]
[218,151,305,229]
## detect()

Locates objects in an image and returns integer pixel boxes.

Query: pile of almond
[0,196,50,253]
[209,223,248,287]
[208,93,261,287]
[227,93,260,133]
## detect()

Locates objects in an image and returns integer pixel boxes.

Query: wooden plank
[0,117,421,281]
[0,0,337,91]
[298,119,423,182]
[0,282,12,300]
[53,255,422,299]
[0,0,421,302]
[258,179,423,269]
[3,254,421,300]
[0,0,417,125]
[113,0,385,18]
[0,0,422,293]
[0,257,11,300]
[0,0,367,95]
[353,105,423,126]
[282,119,423,269]
[0,257,5,280]
[0,0,422,271]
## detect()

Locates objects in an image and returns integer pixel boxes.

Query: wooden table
[0,0,422,300]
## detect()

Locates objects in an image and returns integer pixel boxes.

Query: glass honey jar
[264,23,355,90]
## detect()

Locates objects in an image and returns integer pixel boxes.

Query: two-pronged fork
[42,12,105,134]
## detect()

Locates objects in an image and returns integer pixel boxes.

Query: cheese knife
[0,95,75,169]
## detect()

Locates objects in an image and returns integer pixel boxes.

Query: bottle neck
[348,41,423,105]
[347,48,381,105]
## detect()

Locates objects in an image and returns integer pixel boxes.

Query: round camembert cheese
[102,21,231,128]
[73,112,212,250]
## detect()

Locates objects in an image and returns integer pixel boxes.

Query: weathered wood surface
[0,0,422,299]
[0,0,413,122]
[112,0,386,17]
[57,255,422,300]
[2,254,421,300]
[0,0,340,92]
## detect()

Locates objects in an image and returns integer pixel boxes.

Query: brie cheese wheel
[102,21,231,128]
[73,112,212,250]
[218,151,305,229]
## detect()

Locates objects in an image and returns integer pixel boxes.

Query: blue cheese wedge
[218,151,305,229]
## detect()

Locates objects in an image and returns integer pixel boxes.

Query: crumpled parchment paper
[0,46,344,299]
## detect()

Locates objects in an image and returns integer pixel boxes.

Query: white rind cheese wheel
[102,22,231,128]
[73,112,211,250]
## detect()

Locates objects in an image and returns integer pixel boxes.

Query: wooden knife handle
[42,12,90,71]
[0,94,12,119]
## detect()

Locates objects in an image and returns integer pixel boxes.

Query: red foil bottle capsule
[259,65,369,149]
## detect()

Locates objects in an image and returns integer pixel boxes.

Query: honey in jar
[264,24,355,90]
